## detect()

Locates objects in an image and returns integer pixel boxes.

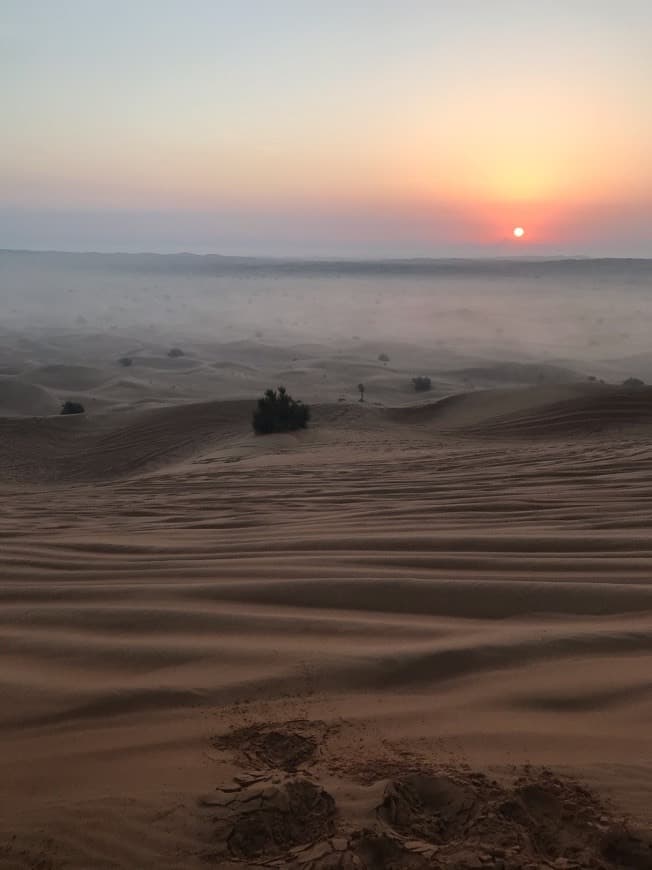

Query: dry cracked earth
[198,720,652,870]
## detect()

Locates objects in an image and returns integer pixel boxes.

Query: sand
[0,331,651,869]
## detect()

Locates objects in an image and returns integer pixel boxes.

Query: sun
[513,226,525,239]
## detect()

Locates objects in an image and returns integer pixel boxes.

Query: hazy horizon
[4,251,652,378]
[2,207,649,259]
[3,245,652,261]
[3,247,650,262]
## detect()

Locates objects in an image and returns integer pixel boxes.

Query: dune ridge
[3,383,652,484]
[1,345,652,865]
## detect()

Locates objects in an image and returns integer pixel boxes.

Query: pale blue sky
[2,1,651,254]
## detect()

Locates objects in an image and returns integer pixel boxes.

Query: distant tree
[252,386,310,435]
[358,383,365,402]
[378,353,390,364]
[167,347,185,358]
[587,375,597,382]
[61,401,85,415]
[118,356,133,367]
[412,376,432,392]
[623,377,645,388]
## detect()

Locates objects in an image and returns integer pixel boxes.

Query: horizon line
[2,248,651,264]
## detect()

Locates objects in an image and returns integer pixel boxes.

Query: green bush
[252,386,310,435]
[61,401,85,415]
[412,376,432,392]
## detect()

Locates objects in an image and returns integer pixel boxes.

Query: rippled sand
[1,379,651,868]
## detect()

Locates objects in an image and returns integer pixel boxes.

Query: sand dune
[3,383,652,487]
[386,384,590,428]
[2,414,652,867]
[1,335,651,867]
[0,400,252,483]
[444,361,581,386]
[0,375,59,417]
[443,385,652,437]
[129,355,201,371]
[20,363,113,391]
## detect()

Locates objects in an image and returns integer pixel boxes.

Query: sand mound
[21,363,112,391]
[133,355,200,370]
[386,384,652,437]
[463,386,652,437]
[386,384,589,429]
[446,361,580,386]
[3,383,652,482]
[211,360,258,373]
[0,399,252,482]
[0,375,59,416]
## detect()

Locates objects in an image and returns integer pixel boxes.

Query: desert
[0,253,651,868]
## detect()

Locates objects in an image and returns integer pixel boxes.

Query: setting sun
[513,227,525,238]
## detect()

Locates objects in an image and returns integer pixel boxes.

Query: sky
[2,0,651,256]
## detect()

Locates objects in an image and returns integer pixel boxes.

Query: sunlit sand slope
[0,388,651,868]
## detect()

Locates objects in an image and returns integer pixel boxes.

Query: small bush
[167,347,185,358]
[623,377,645,388]
[378,353,390,363]
[118,356,133,367]
[252,386,310,435]
[412,376,432,392]
[61,401,85,415]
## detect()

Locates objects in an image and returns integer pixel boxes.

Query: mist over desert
[5,0,652,862]
[0,252,651,869]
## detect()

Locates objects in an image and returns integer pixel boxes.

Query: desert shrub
[378,353,390,363]
[61,401,85,415]
[252,386,310,435]
[412,376,432,392]
[623,377,645,388]
[118,356,133,367]
[167,347,185,358]
[358,383,365,402]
